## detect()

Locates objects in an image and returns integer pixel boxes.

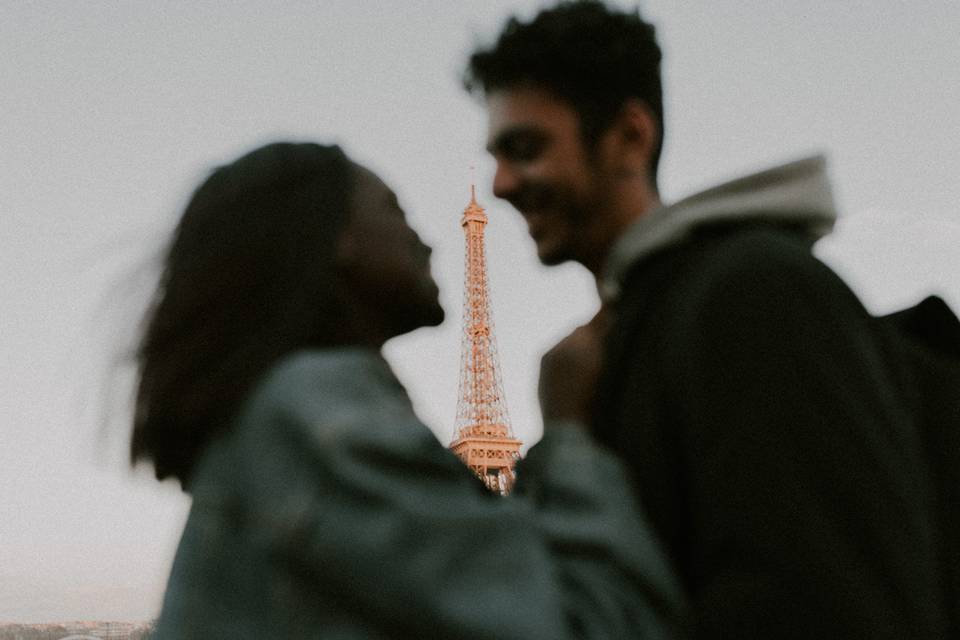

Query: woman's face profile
[336,164,445,337]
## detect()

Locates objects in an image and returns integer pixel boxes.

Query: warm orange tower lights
[449,186,522,495]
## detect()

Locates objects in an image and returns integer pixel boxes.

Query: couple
[136,3,950,638]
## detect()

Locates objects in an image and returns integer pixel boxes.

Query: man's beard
[513,180,600,267]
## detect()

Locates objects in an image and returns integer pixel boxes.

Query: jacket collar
[601,155,837,301]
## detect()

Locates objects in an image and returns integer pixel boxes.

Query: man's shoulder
[674,221,818,270]
[623,223,835,297]
[613,222,867,346]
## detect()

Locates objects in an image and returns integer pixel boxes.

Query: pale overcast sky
[1,0,958,623]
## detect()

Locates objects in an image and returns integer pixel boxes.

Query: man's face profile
[485,85,615,268]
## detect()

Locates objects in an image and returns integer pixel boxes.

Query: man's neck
[583,184,660,278]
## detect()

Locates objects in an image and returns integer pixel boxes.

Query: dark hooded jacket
[593,156,950,638]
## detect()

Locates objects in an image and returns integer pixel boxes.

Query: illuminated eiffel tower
[449,186,522,495]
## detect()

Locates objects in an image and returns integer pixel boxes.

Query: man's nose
[492,162,520,200]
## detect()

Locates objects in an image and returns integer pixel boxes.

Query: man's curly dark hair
[465,1,664,186]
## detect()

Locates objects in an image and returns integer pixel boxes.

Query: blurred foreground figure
[132,142,686,638]
[467,2,953,637]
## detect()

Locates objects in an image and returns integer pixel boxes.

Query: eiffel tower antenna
[449,184,522,495]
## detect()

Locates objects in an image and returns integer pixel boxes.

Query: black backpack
[879,296,960,635]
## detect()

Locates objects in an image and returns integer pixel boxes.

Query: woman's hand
[538,307,610,425]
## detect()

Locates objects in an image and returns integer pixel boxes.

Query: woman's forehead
[350,162,393,195]
[351,162,397,208]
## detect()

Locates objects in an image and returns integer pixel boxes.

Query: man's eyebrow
[486,124,544,154]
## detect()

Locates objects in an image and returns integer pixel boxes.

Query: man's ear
[607,99,659,179]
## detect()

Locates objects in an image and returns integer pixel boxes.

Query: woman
[133,142,684,639]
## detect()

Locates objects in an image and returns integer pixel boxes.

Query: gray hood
[601,155,837,301]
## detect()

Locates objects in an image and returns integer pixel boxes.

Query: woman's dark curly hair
[131,142,352,487]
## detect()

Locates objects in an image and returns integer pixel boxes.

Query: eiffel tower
[449,186,522,495]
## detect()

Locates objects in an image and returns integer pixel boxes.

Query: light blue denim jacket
[153,348,685,639]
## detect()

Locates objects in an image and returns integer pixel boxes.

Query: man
[466,2,949,637]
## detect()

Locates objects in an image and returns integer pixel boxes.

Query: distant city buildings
[0,620,154,640]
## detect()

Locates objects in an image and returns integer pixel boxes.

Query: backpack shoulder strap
[882,295,960,357]
[879,295,960,635]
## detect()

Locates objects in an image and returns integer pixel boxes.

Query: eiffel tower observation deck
[449,186,522,495]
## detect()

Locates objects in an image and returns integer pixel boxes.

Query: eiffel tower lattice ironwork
[449,186,522,495]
